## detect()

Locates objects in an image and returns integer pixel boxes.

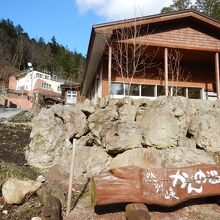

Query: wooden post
[215,52,220,99]
[94,77,98,104]
[108,46,112,96]
[126,203,151,220]
[66,139,77,215]
[164,48,169,96]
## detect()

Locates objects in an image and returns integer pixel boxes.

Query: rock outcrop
[26,96,220,178]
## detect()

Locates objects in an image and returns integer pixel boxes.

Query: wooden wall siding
[121,27,220,52]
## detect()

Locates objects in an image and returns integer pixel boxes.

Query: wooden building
[60,83,81,105]
[81,10,220,101]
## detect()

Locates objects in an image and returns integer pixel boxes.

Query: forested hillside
[0,19,86,87]
[161,0,220,20]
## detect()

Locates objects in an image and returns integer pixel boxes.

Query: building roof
[81,9,220,96]
[60,82,80,89]
[33,88,62,97]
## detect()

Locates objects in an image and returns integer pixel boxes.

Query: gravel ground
[0,123,31,165]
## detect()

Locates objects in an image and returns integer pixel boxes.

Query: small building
[7,70,64,109]
[81,10,220,101]
[60,83,81,105]
[9,70,64,93]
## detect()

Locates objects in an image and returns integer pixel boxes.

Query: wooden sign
[91,165,220,207]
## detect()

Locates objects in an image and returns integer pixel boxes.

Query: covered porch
[107,47,220,100]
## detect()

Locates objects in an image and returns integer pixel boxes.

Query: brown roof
[60,82,80,89]
[33,88,62,97]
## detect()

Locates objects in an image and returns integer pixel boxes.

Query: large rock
[27,105,89,169]
[188,99,214,116]
[27,108,71,168]
[100,121,143,154]
[118,104,137,121]
[110,146,215,170]
[88,106,119,137]
[58,145,112,178]
[110,148,162,170]
[137,108,181,148]
[37,181,67,206]
[162,146,216,167]
[76,99,96,116]
[41,195,62,220]
[2,179,42,204]
[74,146,112,177]
[188,112,220,152]
[51,105,88,138]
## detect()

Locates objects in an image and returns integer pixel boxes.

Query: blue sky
[0,0,172,56]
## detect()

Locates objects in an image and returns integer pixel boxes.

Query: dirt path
[0,108,24,122]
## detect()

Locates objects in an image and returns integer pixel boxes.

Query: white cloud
[76,0,173,21]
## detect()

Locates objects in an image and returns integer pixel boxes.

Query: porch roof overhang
[81,9,220,96]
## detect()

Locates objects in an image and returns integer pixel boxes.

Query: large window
[110,82,203,99]
[130,84,139,96]
[188,87,201,99]
[157,85,165,96]
[141,85,154,97]
[111,82,155,97]
[173,87,186,97]
[111,83,124,95]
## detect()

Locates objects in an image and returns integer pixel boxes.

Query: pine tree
[194,0,220,20]
[161,0,192,13]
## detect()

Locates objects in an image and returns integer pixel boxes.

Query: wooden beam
[108,46,112,96]
[215,52,220,99]
[164,48,169,96]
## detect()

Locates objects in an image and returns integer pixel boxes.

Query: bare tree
[29,39,53,71]
[159,49,191,96]
[104,18,158,96]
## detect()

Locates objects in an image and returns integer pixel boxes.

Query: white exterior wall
[16,70,64,93]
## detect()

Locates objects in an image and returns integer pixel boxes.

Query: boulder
[188,112,220,152]
[58,145,112,178]
[110,148,162,170]
[41,195,62,220]
[51,105,88,138]
[76,133,101,148]
[137,108,181,148]
[99,96,110,108]
[27,107,71,168]
[188,99,214,116]
[88,106,119,137]
[73,146,112,177]
[115,97,133,107]
[118,104,138,121]
[37,180,67,206]
[110,146,216,170]
[2,179,42,204]
[76,99,96,116]
[162,146,216,168]
[100,121,143,154]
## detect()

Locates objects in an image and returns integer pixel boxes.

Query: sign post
[66,139,77,215]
